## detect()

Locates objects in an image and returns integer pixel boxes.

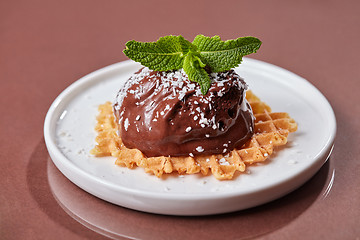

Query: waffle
[91,91,297,180]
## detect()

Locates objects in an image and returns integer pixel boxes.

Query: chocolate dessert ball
[114,68,254,157]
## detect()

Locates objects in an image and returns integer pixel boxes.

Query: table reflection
[47,156,333,240]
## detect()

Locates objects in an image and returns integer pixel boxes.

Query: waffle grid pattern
[91,91,297,180]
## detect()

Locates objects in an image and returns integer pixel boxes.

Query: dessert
[113,68,254,157]
[91,35,297,180]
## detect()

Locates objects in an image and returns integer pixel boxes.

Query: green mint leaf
[183,52,211,95]
[123,35,193,71]
[123,34,261,94]
[192,35,262,72]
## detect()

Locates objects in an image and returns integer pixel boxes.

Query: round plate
[44,58,336,216]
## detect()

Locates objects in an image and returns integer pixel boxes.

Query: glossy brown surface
[114,68,253,157]
[1,0,359,239]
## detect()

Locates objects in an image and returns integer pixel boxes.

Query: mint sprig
[192,35,262,72]
[123,35,261,94]
[123,35,194,71]
[183,52,210,95]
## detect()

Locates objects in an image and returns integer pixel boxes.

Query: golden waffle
[91,91,297,180]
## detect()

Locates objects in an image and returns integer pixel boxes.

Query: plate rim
[44,58,336,213]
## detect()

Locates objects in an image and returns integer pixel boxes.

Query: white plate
[44,58,336,216]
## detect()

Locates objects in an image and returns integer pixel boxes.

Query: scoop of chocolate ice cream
[114,67,254,157]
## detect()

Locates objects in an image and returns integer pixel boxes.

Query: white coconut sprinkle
[124,118,129,131]
[219,158,230,166]
[196,146,204,152]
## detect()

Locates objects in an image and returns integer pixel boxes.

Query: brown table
[1,0,359,239]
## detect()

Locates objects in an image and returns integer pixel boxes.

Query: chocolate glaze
[114,68,254,157]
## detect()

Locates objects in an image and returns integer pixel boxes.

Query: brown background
[1,0,360,239]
